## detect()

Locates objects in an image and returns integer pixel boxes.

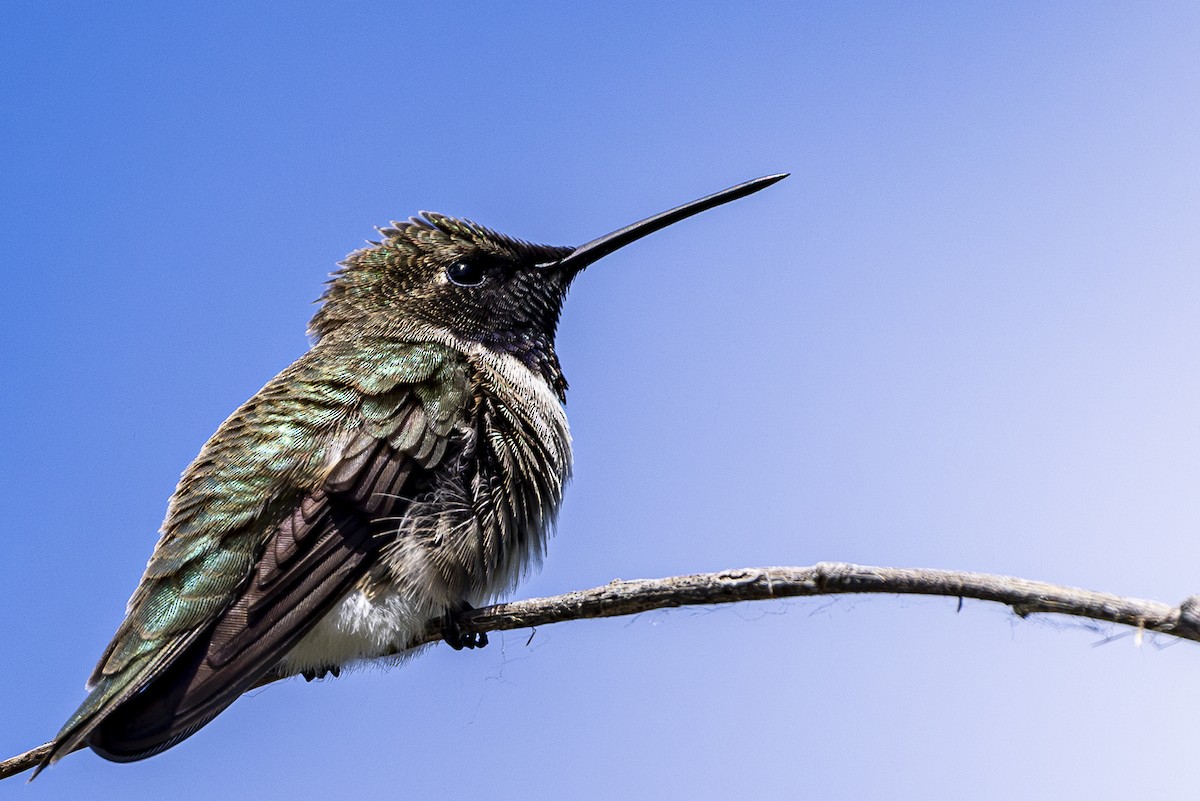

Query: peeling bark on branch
[5,562,1198,780]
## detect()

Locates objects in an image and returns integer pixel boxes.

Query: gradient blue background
[3,3,1199,798]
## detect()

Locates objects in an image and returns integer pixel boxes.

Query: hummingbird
[37,173,787,773]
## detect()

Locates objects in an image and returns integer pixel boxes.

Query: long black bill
[542,172,789,271]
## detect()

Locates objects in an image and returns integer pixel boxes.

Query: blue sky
[3,2,1199,797]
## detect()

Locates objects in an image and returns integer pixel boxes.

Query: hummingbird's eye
[446,260,487,287]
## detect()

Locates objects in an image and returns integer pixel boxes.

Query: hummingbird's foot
[301,664,342,682]
[441,601,488,651]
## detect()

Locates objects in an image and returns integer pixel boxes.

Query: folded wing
[38,340,470,770]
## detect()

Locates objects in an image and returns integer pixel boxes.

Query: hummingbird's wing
[39,339,472,770]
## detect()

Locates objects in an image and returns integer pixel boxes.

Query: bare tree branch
[5,561,1199,781]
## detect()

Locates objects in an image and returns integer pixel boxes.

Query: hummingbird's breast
[280,339,571,675]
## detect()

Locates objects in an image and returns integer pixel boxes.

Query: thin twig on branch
[4,561,1198,781]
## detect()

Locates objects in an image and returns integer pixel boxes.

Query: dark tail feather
[88,501,375,761]
[39,497,377,769]
[86,634,249,762]
[31,637,192,778]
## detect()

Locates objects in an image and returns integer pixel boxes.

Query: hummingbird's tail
[32,636,198,777]
[36,493,380,773]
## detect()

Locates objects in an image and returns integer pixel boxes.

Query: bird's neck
[477,329,567,402]
[331,318,568,403]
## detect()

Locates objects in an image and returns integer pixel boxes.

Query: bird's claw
[301,664,342,682]
[441,602,488,650]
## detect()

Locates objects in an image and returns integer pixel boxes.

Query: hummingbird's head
[311,174,788,395]
[312,214,577,344]
[310,214,580,392]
